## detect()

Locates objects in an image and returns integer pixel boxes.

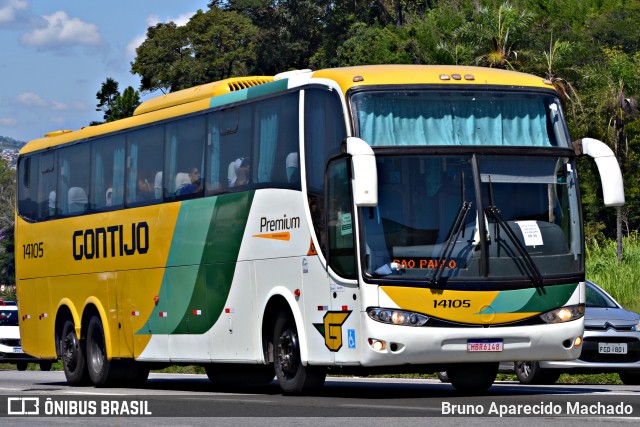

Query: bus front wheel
[86,315,121,386]
[272,312,325,394]
[60,320,90,385]
[447,362,498,394]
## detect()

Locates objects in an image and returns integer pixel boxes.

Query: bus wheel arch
[263,296,326,394]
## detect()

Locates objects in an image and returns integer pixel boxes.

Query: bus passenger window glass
[127,125,164,206]
[327,158,356,279]
[219,106,252,189]
[254,92,300,188]
[58,144,90,216]
[304,89,347,255]
[91,136,125,211]
[166,115,205,198]
[17,156,38,221]
[37,152,56,220]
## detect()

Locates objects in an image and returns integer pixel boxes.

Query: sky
[0,0,211,143]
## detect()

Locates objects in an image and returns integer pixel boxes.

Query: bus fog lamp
[575,336,583,347]
[368,338,386,351]
[367,308,428,326]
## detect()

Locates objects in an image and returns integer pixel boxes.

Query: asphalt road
[0,370,639,426]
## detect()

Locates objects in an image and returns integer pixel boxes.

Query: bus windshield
[352,90,569,148]
[360,153,582,283]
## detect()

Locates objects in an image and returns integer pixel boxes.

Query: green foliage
[586,234,640,313]
[0,160,15,287]
[94,78,140,124]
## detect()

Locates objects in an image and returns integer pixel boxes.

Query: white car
[514,280,640,385]
[0,300,53,371]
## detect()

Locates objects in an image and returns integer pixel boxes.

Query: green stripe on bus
[478,283,578,315]
[136,191,255,335]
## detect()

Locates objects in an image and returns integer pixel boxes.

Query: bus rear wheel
[60,320,90,385]
[272,312,325,395]
[447,362,498,394]
[86,315,122,386]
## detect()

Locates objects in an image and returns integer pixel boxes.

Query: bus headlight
[539,304,585,324]
[367,308,429,326]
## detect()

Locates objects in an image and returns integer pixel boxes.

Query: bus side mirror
[573,138,625,207]
[343,137,378,207]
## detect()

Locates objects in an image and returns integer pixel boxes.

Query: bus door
[325,158,361,363]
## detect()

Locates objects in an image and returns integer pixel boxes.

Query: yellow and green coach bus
[16,65,624,394]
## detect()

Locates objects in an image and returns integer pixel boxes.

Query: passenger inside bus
[67,187,88,214]
[227,157,250,187]
[177,167,202,195]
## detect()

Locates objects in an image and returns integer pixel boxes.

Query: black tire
[39,361,52,371]
[206,364,275,386]
[60,320,90,385]
[272,312,325,394]
[447,362,498,394]
[86,315,121,386]
[436,371,450,383]
[16,362,28,371]
[514,361,560,385]
[619,372,640,385]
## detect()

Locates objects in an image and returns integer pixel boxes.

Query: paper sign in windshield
[515,221,543,246]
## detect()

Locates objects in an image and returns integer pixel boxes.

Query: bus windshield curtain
[258,112,278,183]
[113,146,125,205]
[357,97,552,147]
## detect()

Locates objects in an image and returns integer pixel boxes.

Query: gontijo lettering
[72,222,149,260]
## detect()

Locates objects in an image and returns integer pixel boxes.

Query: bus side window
[127,125,164,206]
[58,144,90,216]
[17,155,38,221]
[254,92,300,188]
[165,115,205,198]
[91,135,124,211]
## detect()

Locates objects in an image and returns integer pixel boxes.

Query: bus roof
[310,64,553,95]
[20,65,553,155]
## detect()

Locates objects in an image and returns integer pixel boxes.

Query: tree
[335,23,416,66]
[94,78,141,124]
[581,47,640,261]
[455,1,534,69]
[131,8,257,92]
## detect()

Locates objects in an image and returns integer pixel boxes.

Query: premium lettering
[260,215,300,233]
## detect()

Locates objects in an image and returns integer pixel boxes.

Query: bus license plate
[598,342,627,354]
[13,347,23,354]
[467,339,503,352]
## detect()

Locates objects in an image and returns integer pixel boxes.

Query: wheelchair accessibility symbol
[347,329,356,349]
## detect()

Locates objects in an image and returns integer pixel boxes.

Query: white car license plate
[598,342,627,354]
[467,339,503,352]
[13,347,23,354]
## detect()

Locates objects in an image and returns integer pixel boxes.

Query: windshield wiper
[430,200,471,287]
[484,176,544,288]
